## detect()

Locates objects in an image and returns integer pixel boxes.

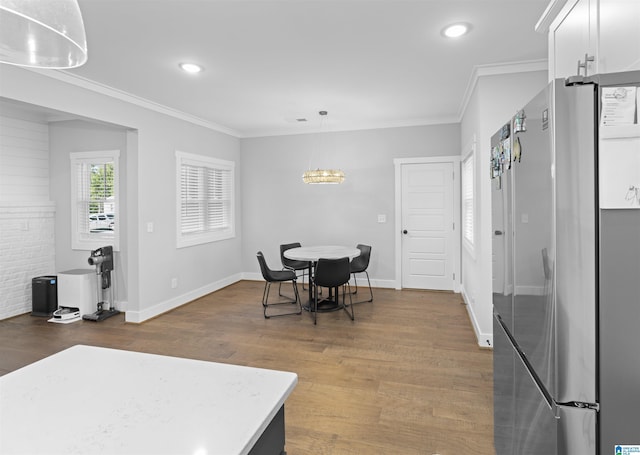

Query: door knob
[403,230,408,234]
[494,230,503,235]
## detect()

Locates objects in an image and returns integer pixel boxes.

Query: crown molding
[24,59,547,139]
[457,59,548,121]
[535,0,570,34]
[26,68,241,138]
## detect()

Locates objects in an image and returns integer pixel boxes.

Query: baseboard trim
[460,285,493,349]
[124,273,243,323]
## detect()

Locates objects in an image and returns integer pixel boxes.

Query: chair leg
[263,280,302,319]
[292,280,302,313]
[364,271,373,302]
[341,283,355,321]
[313,281,318,325]
[351,272,373,303]
[280,269,307,295]
[262,282,271,318]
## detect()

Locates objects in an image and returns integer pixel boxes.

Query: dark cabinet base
[249,405,286,455]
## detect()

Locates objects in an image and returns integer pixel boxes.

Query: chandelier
[302,111,345,185]
[0,0,88,69]
[302,168,345,184]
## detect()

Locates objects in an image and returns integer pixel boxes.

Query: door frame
[393,156,461,291]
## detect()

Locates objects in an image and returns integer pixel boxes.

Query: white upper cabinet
[552,0,595,80]
[539,0,640,81]
[598,0,640,73]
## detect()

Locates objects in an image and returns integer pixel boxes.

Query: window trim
[70,150,120,251]
[175,150,235,248]
[461,143,475,255]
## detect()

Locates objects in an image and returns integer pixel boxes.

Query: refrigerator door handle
[557,401,599,412]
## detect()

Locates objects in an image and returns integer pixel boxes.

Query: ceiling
[60,1,549,137]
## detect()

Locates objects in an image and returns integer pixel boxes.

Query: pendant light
[302,111,345,185]
[0,0,88,69]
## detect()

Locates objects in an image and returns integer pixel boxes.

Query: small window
[176,151,235,248]
[70,150,120,251]
[462,147,475,252]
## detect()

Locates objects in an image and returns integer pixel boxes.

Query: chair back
[315,257,350,288]
[256,251,276,282]
[280,242,306,270]
[350,244,371,273]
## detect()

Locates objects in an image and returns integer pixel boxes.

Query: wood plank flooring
[0,281,494,455]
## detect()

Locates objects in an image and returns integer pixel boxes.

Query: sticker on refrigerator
[616,445,640,455]
[601,87,637,126]
[542,109,549,130]
[513,137,522,163]
[514,110,526,132]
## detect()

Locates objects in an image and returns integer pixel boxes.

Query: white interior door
[401,162,454,290]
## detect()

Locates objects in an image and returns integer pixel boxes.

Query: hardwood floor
[0,281,494,455]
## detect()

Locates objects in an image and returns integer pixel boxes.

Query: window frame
[461,144,475,255]
[175,150,235,248]
[70,150,120,251]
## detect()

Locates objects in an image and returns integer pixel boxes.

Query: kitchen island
[0,345,297,455]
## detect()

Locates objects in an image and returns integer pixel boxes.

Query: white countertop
[284,245,360,262]
[0,345,297,455]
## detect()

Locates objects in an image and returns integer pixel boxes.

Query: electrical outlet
[171,278,178,289]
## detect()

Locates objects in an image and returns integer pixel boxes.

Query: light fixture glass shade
[302,169,345,184]
[0,0,88,68]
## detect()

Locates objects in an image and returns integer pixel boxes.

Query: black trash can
[32,276,58,317]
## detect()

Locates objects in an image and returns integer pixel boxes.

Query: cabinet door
[552,0,596,79]
[598,0,640,73]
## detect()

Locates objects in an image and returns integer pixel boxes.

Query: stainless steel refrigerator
[491,71,640,455]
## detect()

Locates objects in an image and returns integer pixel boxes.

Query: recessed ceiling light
[179,62,203,74]
[442,23,470,38]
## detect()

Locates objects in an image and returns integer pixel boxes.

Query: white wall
[240,124,460,285]
[49,120,130,305]
[0,65,242,322]
[460,69,548,347]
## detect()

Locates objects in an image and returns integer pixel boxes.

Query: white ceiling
[62,0,550,137]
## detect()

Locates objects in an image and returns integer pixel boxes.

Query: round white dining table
[283,245,360,262]
[283,245,360,313]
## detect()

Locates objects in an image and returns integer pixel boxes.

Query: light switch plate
[377,214,386,223]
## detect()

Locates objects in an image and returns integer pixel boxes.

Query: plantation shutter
[462,154,474,245]
[74,159,115,235]
[177,151,234,247]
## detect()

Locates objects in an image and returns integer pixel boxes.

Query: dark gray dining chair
[312,257,354,325]
[257,251,301,318]
[279,242,308,294]
[350,244,373,303]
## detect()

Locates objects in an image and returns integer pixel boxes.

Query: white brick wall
[0,111,55,319]
[0,204,56,319]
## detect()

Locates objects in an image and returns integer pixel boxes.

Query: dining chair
[350,244,373,303]
[256,251,302,318]
[279,242,308,294]
[312,257,354,325]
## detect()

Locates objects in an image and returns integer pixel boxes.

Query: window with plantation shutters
[462,151,474,251]
[176,151,235,248]
[70,150,120,251]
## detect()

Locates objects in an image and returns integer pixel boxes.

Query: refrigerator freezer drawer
[512,343,558,454]
[557,406,597,455]
[494,313,597,455]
